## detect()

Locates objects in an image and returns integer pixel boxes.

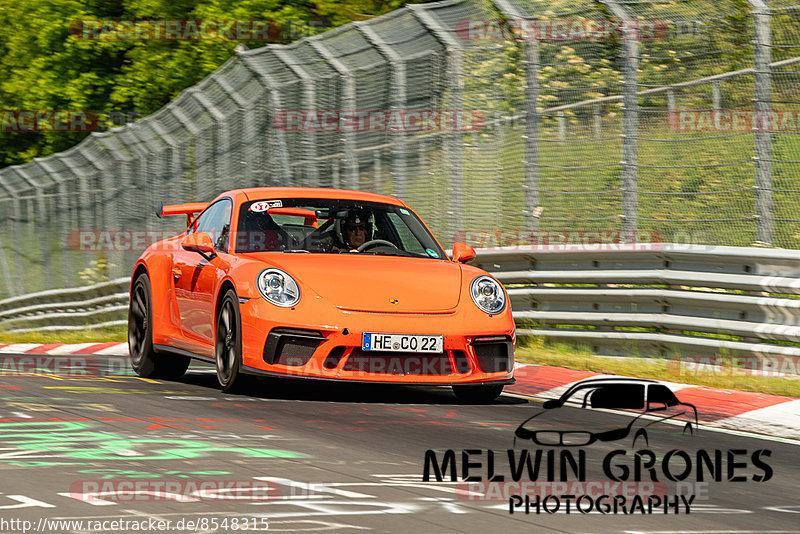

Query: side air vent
[263,328,324,366]
[471,335,513,373]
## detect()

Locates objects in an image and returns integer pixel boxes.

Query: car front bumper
[239,298,515,384]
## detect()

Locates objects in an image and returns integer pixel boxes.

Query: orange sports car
[128,188,515,402]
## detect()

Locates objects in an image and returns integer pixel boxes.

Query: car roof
[571,377,660,385]
[236,187,406,205]
[558,377,660,398]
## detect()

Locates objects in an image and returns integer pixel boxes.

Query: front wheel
[216,289,245,392]
[452,384,504,404]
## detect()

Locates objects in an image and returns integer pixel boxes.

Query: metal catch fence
[0,0,798,300]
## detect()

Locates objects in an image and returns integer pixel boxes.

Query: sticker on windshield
[426,248,439,258]
[400,208,410,215]
[250,200,282,212]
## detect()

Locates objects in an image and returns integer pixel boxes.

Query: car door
[642,384,696,440]
[173,198,233,345]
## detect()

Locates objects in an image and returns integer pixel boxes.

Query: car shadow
[176,365,527,405]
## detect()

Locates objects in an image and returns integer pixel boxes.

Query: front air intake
[343,348,453,375]
[471,335,513,373]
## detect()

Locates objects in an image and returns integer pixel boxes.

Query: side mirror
[452,241,476,263]
[182,232,215,255]
[542,399,561,409]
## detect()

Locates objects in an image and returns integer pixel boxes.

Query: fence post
[0,176,17,297]
[271,46,319,187]
[444,50,464,241]
[750,0,773,245]
[409,4,465,242]
[9,195,24,295]
[308,38,359,190]
[356,22,408,198]
[605,0,639,233]
[238,52,294,187]
[0,230,13,298]
[13,168,49,290]
[593,103,601,140]
[189,89,232,196]
[214,74,255,187]
[94,132,138,283]
[493,0,541,233]
[35,158,72,288]
[524,40,542,231]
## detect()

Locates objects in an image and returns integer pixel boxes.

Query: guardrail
[472,243,800,359]
[3,245,800,361]
[0,278,129,333]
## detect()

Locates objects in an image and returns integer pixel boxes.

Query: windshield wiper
[282,249,311,253]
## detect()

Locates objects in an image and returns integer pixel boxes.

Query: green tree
[0,0,415,168]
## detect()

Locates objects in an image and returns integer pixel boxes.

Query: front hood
[244,253,463,312]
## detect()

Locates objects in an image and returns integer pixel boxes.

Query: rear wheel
[128,273,190,379]
[216,289,244,392]
[452,384,504,404]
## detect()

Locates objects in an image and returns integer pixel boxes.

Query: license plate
[362,333,444,353]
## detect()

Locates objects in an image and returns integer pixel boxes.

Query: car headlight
[470,275,506,314]
[257,268,300,307]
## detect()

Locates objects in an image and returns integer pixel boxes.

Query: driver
[336,209,373,251]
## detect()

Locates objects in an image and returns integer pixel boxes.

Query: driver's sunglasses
[347,224,366,232]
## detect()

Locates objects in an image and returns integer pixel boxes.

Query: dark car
[514,377,698,447]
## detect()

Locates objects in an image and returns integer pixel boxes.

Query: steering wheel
[357,239,398,252]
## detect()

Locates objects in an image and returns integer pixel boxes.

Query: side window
[647,384,679,409]
[589,384,645,410]
[193,199,232,252]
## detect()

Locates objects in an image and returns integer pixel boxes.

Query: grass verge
[0,325,127,345]
[516,342,800,398]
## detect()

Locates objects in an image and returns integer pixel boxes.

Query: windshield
[235,198,446,259]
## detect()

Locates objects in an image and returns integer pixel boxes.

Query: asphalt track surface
[0,353,798,534]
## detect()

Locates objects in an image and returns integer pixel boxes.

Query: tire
[128,273,190,379]
[215,288,244,393]
[452,384,504,404]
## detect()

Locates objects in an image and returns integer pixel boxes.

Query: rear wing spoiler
[156,202,209,226]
